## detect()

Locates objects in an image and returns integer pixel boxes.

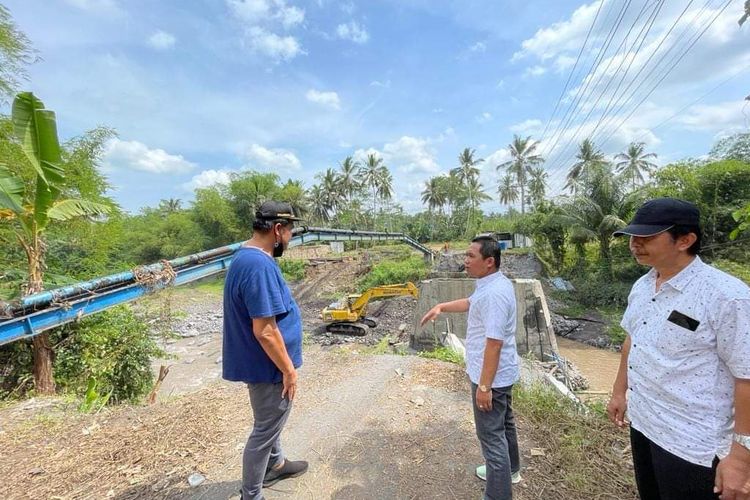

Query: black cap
[613,198,700,237]
[255,200,304,222]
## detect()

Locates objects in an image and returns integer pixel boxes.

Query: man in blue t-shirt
[223,200,308,500]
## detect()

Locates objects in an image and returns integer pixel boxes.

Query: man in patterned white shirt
[607,198,750,499]
[420,235,520,500]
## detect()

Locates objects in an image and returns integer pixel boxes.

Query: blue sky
[3,0,749,214]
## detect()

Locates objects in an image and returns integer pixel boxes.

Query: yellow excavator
[321,282,419,336]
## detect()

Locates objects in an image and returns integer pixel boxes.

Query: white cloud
[182,169,233,191]
[554,54,576,73]
[512,0,601,62]
[147,31,176,50]
[247,27,303,61]
[382,136,440,174]
[523,65,546,78]
[469,42,486,53]
[278,6,304,29]
[370,80,391,88]
[336,21,369,44]
[477,112,493,123]
[353,136,440,176]
[509,118,543,135]
[244,144,302,170]
[63,0,122,14]
[675,100,749,132]
[227,0,272,23]
[485,149,512,169]
[306,89,341,109]
[227,0,305,61]
[104,139,196,174]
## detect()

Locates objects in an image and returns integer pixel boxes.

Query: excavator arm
[348,282,419,317]
[321,282,419,335]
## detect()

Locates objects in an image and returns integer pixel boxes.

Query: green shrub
[279,259,306,282]
[418,346,464,365]
[54,306,165,403]
[358,255,428,290]
[571,273,632,308]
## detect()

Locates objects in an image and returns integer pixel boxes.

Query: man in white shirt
[420,236,520,500]
[607,198,750,499]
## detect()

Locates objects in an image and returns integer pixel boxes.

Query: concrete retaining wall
[410,277,559,361]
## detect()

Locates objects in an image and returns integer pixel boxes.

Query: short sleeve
[715,298,750,379]
[483,289,514,341]
[242,264,288,319]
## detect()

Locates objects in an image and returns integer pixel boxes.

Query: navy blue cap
[613,198,700,237]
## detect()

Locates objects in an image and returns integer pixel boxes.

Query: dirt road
[0,344,539,499]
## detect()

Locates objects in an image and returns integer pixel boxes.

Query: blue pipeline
[0,227,434,346]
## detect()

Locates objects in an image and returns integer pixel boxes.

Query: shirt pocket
[656,317,712,358]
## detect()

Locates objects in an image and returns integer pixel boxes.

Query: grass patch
[513,382,636,499]
[279,258,306,282]
[418,346,464,365]
[358,254,428,290]
[365,336,393,355]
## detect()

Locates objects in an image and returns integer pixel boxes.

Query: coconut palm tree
[497,135,543,214]
[307,184,330,223]
[421,177,447,212]
[315,168,344,216]
[158,198,182,214]
[337,156,360,203]
[375,165,393,206]
[452,148,483,184]
[279,179,309,218]
[527,166,549,208]
[615,142,658,190]
[0,93,111,394]
[498,173,519,207]
[359,153,383,214]
[560,162,635,271]
[565,138,607,193]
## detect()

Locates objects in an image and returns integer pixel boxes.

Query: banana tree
[0,92,110,394]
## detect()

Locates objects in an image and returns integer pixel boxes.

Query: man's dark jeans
[471,383,520,500]
[630,426,719,500]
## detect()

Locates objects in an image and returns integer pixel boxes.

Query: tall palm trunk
[19,232,55,394]
[520,182,526,214]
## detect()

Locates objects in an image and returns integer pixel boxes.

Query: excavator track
[326,322,369,336]
[362,317,377,328]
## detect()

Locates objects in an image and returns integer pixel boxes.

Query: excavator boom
[321,282,419,335]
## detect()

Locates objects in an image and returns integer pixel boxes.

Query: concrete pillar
[330,241,344,253]
[410,277,559,361]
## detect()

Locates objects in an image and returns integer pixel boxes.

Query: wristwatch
[734,433,750,451]
[478,384,490,393]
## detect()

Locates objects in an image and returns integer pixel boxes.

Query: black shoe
[263,459,309,487]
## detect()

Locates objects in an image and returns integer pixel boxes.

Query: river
[556,336,622,392]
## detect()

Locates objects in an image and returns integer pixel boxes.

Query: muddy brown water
[556,336,622,392]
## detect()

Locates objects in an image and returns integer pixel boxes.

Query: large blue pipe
[0,227,434,345]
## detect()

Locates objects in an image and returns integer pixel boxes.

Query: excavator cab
[321,282,419,336]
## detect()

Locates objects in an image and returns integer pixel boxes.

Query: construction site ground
[0,249,635,499]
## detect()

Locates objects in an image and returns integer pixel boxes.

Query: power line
[545,0,663,174]
[539,0,634,160]
[631,63,750,143]
[541,0,709,195]
[589,0,717,146]
[598,0,733,148]
[537,0,607,148]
